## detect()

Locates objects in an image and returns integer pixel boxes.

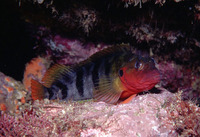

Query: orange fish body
[31,44,160,104]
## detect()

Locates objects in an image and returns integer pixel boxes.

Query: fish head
[119,55,161,93]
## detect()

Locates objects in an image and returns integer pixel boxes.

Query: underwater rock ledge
[0,88,200,136]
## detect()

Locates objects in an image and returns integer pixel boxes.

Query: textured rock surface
[1,86,200,136]
[79,90,177,137]
[0,72,28,114]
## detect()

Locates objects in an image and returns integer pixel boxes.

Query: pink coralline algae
[79,90,177,137]
[157,61,184,91]
[165,91,200,136]
[156,61,200,101]
[2,88,197,137]
[0,80,199,137]
[46,35,109,65]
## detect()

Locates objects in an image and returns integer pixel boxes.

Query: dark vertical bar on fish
[76,67,84,97]
[82,63,94,99]
[92,60,102,88]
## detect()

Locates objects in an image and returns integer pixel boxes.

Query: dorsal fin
[76,44,131,68]
[42,64,71,88]
[90,44,131,62]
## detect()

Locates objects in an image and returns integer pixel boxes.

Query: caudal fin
[31,79,45,101]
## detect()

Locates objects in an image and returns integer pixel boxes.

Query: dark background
[0,1,35,81]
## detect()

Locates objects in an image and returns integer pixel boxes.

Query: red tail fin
[31,79,45,101]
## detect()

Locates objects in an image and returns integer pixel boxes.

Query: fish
[31,44,160,104]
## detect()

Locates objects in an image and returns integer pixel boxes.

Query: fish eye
[119,69,123,77]
[134,61,143,70]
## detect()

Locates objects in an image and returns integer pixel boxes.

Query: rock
[0,72,29,114]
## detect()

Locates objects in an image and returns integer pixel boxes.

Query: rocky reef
[1,89,200,136]
[1,0,200,136]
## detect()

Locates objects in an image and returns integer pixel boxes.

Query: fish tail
[31,79,45,101]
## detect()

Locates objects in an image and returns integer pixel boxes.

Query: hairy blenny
[31,44,160,104]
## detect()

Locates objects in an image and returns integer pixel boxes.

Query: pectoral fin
[93,76,123,104]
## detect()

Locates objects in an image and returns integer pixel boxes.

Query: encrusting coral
[0,88,199,136]
[0,72,29,114]
[23,56,50,91]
